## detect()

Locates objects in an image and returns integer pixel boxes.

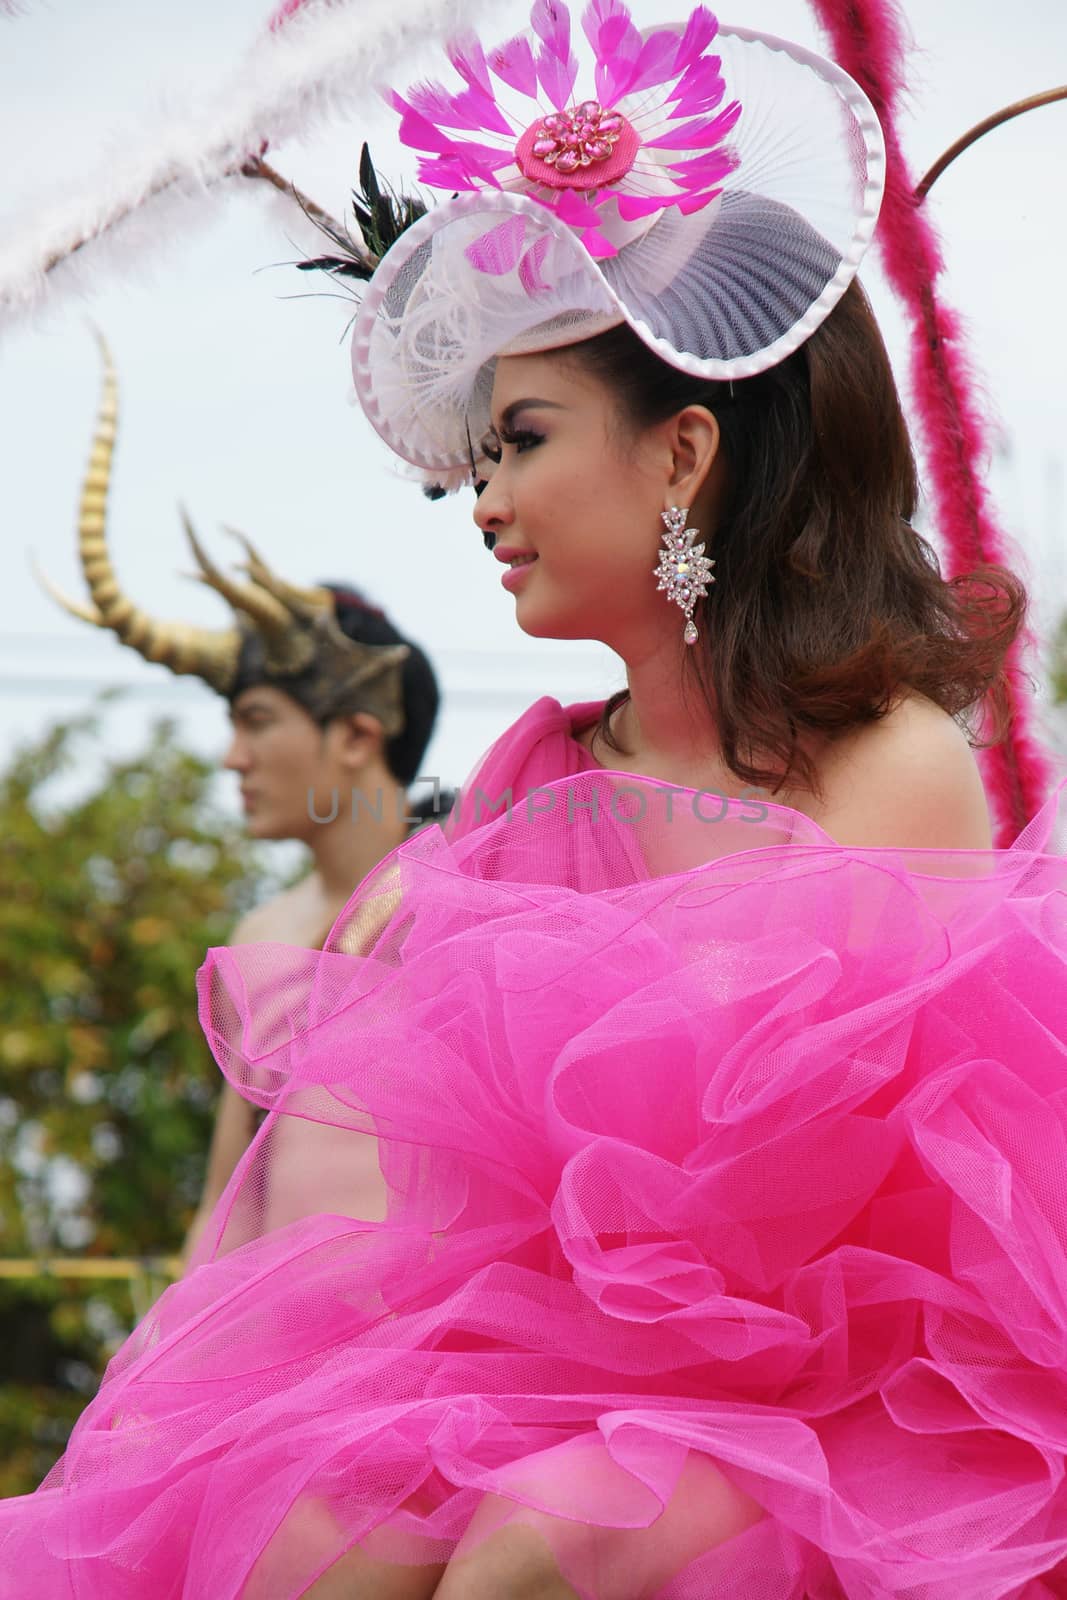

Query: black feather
[296,145,427,283]
[295,252,374,281]
[359,143,383,217]
[351,144,428,259]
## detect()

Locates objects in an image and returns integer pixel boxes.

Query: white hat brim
[353,25,885,474]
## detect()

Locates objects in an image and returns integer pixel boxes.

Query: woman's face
[474,351,714,654]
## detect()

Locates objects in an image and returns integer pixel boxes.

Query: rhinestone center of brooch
[515,101,639,191]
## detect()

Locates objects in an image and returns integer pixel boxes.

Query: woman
[3,6,1066,1597]
[460,291,997,852]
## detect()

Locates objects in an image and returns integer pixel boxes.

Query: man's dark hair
[230,586,439,787]
[324,586,439,787]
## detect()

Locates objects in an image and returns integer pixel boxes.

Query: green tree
[0,703,277,1493]
[1052,614,1067,707]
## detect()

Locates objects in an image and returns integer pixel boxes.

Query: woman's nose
[472,470,513,538]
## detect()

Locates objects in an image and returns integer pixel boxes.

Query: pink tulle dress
[3,697,1067,1598]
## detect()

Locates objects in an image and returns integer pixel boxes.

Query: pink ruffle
[2,703,1067,1597]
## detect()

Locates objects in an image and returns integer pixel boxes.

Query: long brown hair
[569,281,1025,795]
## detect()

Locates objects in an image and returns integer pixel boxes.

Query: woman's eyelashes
[481,427,544,464]
[504,427,544,455]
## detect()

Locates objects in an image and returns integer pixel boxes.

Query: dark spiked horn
[178,509,318,676]
[224,528,334,622]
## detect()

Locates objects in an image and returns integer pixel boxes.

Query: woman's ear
[666,405,721,506]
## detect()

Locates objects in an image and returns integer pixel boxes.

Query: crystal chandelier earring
[653,507,715,645]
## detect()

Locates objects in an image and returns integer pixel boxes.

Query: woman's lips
[494,546,539,593]
[501,556,538,593]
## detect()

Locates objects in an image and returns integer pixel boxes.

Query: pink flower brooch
[389,0,743,258]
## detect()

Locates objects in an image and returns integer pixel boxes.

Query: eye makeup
[480,426,544,464]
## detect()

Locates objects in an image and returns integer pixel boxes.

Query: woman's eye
[502,429,543,454]
[481,429,543,462]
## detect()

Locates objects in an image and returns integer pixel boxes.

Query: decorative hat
[39,340,410,735]
[351,2,885,475]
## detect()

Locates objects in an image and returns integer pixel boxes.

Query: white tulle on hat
[352,6,886,475]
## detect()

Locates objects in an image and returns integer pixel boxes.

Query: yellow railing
[0,1258,182,1318]
[0,1257,180,1284]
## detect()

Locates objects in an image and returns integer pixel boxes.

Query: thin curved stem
[916,86,1067,202]
[239,154,365,264]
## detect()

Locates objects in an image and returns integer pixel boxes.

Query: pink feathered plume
[268,0,317,30]
[531,0,580,108]
[810,0,1053,842]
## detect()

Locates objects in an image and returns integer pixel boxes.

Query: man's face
[224,686,338,842]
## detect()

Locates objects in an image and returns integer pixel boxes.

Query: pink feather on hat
[387,0,742,259]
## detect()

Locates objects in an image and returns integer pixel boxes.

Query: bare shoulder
[228,880,316,945]
[807,694,992,850]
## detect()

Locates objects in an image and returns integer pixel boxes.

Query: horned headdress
[39,339,409,735]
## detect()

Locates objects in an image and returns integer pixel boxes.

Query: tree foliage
[0,704,275,1493]
[1052,615,1067,707]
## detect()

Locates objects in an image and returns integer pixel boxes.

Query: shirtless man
[43,348,443,1258]
[188,583,441,1252]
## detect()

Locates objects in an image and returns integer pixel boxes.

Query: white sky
[1,0,1066,808]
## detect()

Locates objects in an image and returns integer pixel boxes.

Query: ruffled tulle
[3,700,1067,1599]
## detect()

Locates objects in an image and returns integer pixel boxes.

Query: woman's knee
[431,1525,579,1600]
[304,1550,444,1600]
[432,1450,762,1600]
[245,1494,444,1600]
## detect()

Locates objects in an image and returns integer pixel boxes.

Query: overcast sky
[2,0,1065,808]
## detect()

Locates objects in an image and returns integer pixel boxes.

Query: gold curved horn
[30,556,103,627]
[68,336,240,691]
[180,511,293,633]
[224,528,334,620]
[181,511,316,675]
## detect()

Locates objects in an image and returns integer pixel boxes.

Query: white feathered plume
[0,0,504,339]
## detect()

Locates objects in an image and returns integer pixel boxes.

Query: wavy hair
[570,282,1025,795]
